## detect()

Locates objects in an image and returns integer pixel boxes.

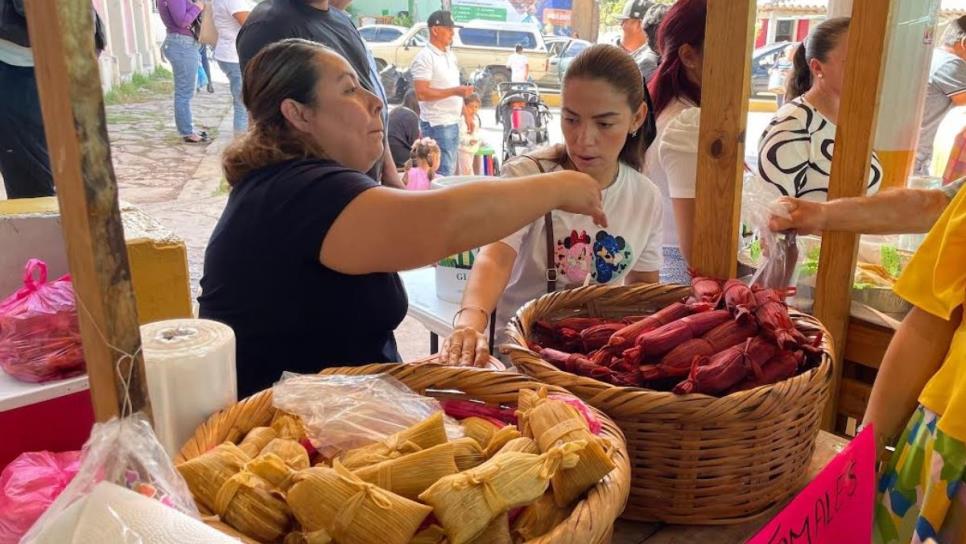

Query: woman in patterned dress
[753,17,881,202]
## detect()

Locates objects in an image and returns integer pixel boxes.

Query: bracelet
[453,306,490,330]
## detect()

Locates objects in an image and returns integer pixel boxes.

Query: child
[404,137,441,191]
[867,187,966,543]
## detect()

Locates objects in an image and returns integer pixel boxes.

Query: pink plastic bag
[0,259,85,383]
[0,450,81,544]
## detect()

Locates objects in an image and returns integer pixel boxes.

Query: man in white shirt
[506,44,529,83]
[410,10,475,176]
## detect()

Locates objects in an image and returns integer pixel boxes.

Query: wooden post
[813,0,893,430]
[690,0,756,279]
[24,0,151,422]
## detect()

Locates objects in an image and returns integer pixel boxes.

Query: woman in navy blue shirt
[199,39,607,397]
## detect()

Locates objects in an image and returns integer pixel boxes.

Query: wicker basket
[176,360,631,544]
[503,283,834,525]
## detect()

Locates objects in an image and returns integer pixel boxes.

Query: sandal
[182,131,209,144]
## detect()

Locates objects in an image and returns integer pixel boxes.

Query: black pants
[0,61,54,199]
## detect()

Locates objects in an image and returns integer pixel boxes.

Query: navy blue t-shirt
[198,159,407,398]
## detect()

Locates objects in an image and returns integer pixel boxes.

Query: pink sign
[748,426,876,544]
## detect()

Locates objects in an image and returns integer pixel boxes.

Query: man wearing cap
[616,0,659,82]
[410,10,475,177]
[236,0,404,188]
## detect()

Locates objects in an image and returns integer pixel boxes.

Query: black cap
[427,10,461,28]
[619,0,651,20]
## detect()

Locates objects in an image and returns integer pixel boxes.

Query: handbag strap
[517,155,559,294]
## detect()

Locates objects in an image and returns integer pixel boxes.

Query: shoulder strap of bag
[517,154,558,294]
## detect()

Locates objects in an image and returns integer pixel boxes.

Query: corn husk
[496,437,539,455]
[215,469,292,542]
[467,513,511,544]
[418,442,586,544]
[340,412,448,469]
[410,525,447,544]
[287,462,432,544]
[352,442,458,499]
[451,437,486,471]
[484,425,522,458]
[516,389,542,437]
[524,396,616,507]
[461,417,499,446]
[238,426,278,458]
[511,492,571,542]
[284,528,333,544]
[261,438,311,470]
[246,453,297,490]
[176,442,250,513]
[272,412,307,441]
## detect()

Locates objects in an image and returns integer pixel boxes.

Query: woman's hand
[768,196,827,235]
[440,327,491,367]
[550,170,608,228]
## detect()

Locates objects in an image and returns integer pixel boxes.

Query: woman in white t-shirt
[754,17,881,202]
[212,0,253,134]
[641,0,705,284]
[441,44,664,366]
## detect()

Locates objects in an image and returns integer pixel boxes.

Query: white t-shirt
[411,44,462,126]
[643,98,693,248]
[658,106,701,199]
[755,96,882,201]
[506,53,529,82]
[494,153,664,341]
[212,0,253,64]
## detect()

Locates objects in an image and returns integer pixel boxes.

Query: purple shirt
[157,0,201,37]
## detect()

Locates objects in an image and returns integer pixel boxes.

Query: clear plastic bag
[0,259,85,383]
[21,414,200,544]
[744,192,803,291]
[0,451,81,544]
[272,372,462,458]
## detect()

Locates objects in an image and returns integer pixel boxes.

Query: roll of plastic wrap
[140,319,237,457]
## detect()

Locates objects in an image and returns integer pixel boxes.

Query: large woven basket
[176,360,631,544]
[503,283,834,525]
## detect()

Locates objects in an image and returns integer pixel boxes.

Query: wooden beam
[813,0,893,430]
[24,0,151,422]
[691,0,756,279]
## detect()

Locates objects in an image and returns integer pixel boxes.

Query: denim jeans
[163,34,200,136]
[216,60,248,134]
[0,61,54,198]
[420,121,459,176]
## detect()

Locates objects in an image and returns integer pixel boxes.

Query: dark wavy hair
[562,44,657,171]
[786,17,850,100]
[647,0,706,118]
[222,39,330,185]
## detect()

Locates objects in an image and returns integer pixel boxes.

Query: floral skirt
[875,405,966,543]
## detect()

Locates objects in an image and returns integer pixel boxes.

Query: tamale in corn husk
[287,461,432,544]
[496,437,539,455]
[451,437,486,471]
[511,492,571,542]
[352,442,457,499]
[516,389,542,437]
[284,528,333,544]
[467,513,511,544]
[272,412,307,441]
[418,442,586,544]
[246,453,296,489]
[215,470,292,542]
[340,411,447,469]
[461,417,499,446]
[484,425,522,458]
[261,438,311,470]
[238,426,278,458]
[410,525,447,544]
[524,397,615,507]
[176,442,249,513]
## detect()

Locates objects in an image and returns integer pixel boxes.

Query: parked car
[359,24,409,44]
[540,37,591,88]
[751,41,794,97]
[368,20,551,104]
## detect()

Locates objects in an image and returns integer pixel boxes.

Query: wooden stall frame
[23,0,151,422]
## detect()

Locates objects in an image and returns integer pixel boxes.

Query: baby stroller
[495,82,552,162]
